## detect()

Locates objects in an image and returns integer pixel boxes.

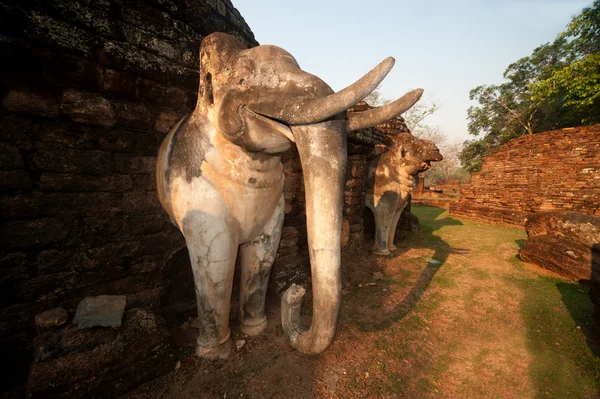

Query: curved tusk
[254,57,395,125]
[347,88,424,131]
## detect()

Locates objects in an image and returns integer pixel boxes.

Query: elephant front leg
[239,195,285,335]
[182,213,239,359]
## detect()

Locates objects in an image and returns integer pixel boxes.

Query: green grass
[414,205,600,399]
[509,275,600,398]
[335,205,600,398]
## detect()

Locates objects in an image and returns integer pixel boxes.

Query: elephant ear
[196,33,248,114]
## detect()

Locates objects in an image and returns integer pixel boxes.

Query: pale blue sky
[234,0,591,144]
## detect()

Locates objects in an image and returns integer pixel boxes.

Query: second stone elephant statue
[364,119,443,255]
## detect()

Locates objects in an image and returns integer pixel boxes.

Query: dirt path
[126,207,600,399]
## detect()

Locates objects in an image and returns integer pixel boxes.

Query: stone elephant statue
[364,122,443,255]
[156,32,423,358]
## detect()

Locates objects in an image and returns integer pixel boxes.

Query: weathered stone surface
[525,211,600,248]
[98,68,137,99]
[135,132,164,155]
[520,234,594,280]
[136,78,187,108]
[32,146,113,175]
[27,308,175,399]
[154,111,182,133]
[35,308,68,329]
[114,154,156,174]
[34,325,119,363]
[1,218,68,249]
[397,209,421,232]
[0,193,43,220]
[39,174,133,192]
[0,253,30,284]
[96,130,137,152]
[0,142,24,169]
[60,90,116,128]
[73,295,127,328]
[42,52,99,90]
[114,101,154,129]
[25,12,94,56]
[0,170,32,191]
[2,89,59,117]
[519,211,600,281]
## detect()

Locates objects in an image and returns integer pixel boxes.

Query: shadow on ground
[557,282,600,358]
[516,240,600,398]
[126,205,467,398]
[349,205,467,332]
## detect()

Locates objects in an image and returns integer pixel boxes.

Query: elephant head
[176,33,424,355]
[391,131,444,176]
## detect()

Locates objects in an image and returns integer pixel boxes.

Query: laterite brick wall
[451,125,600,227]
[0,0,256,394]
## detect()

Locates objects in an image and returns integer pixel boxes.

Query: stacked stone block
[0,0,256,394]
[451,125,600,227]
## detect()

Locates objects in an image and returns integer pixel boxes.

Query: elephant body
[157,114,286,357]
[364,121,443,255]
[156,32,425,358]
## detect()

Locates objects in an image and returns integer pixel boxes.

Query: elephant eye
[206,73,214,104]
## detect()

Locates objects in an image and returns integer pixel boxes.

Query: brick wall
[0,0,256,394]
[451,125,600,227]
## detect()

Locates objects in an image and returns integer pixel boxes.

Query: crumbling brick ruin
[451,125,600,227]
[0,0,256,394]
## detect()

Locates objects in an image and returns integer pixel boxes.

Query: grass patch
[331,206,600,398]
[413,206,599,397]
[509,276,600,398]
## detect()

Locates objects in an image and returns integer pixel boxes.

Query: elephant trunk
[281,120,347,354]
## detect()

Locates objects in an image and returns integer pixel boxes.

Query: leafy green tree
[531,53,600,125]
[461,0,600,172]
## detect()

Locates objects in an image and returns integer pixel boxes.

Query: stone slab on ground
[525,211,600,248]
[72,295,127,328]
[518,211,600,342]
[519,234,593,280]
[519,211,600,281]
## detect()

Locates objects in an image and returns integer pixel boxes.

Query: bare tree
[361,88,468,185]
[403,94,443,132]
[412,124,448,148]
[363,85,391,107]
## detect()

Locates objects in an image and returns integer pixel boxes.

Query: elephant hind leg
[239,195,285,336]
[182,211,239,359]
[372,192,400,256]
[373,208,391,255]
[387,205,405,252]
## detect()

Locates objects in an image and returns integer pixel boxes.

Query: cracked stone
[35,307,68,328]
